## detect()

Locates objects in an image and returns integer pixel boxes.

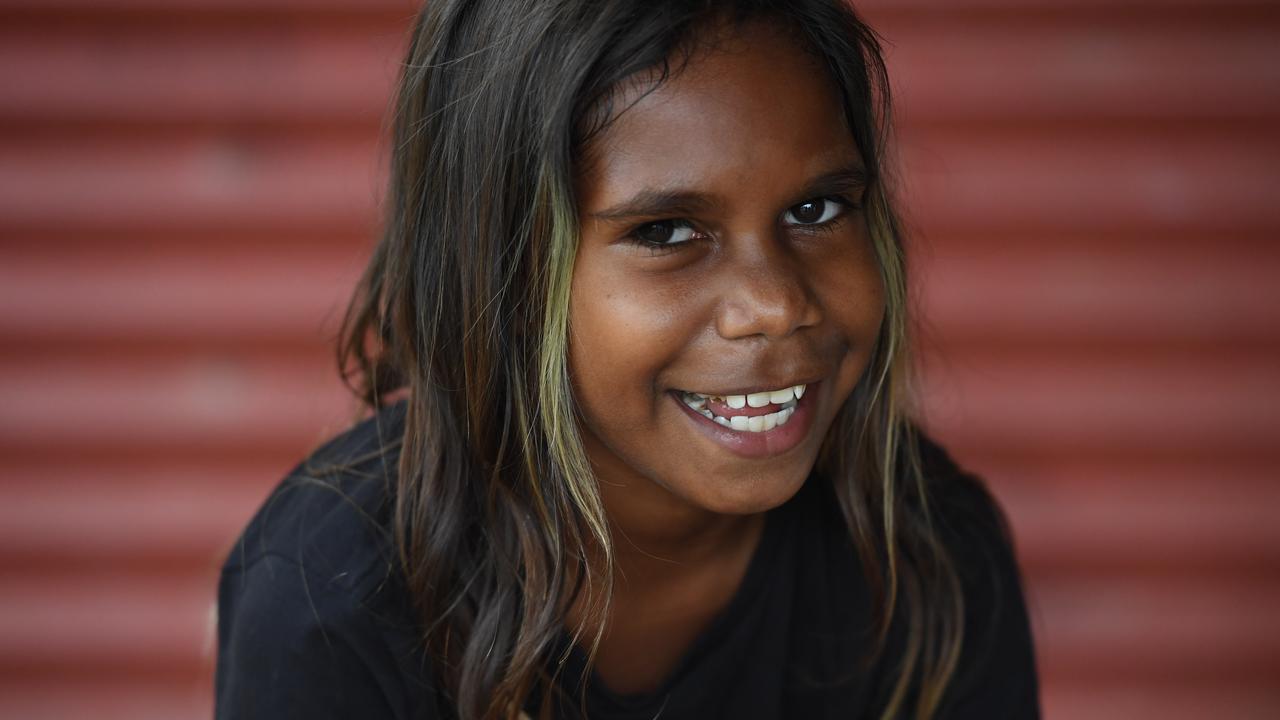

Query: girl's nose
[714,234,822,341]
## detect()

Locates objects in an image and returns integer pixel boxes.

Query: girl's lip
[669,380,820,460]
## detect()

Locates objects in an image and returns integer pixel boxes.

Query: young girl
[214,1,1039,718]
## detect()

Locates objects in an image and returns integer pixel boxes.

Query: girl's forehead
[577,20,858,210]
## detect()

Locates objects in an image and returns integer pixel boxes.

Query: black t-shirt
[214,402,1039,718]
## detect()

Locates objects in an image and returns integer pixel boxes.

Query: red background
[1,0,1278,717]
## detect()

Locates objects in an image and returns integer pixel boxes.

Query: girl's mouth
[670,381,817,459]
[677,384,805,433]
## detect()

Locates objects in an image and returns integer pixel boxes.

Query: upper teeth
[694,384,805,408]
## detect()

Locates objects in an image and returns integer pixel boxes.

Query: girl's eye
[784,198,845,226]
[632,219,696,247]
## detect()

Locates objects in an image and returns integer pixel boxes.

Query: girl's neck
[564,468,768,695]
[593,463,765,575]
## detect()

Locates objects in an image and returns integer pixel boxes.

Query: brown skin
[567,20,886,694]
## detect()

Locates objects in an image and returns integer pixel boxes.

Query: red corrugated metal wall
[1,1,1277,718]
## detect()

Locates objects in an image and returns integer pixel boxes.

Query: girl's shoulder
[215,402,440,719]
[911,432,1041,717]
[914,431,1017,552]
[223,401,408,583]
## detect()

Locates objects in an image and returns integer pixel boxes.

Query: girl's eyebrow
[589,162,870,223]
[590,189,716,223]
[799,163,871,198]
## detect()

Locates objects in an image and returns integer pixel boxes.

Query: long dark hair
[338,1,963,717]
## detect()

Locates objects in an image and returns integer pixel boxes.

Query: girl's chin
[666,465,812,516]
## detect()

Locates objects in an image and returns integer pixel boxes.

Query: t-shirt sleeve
[214,553,401,719]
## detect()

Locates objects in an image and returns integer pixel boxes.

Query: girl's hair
[338,1,964,717]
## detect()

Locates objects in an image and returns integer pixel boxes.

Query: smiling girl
[214,1,1039,718]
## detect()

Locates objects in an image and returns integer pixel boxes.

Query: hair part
[339,1,963,717]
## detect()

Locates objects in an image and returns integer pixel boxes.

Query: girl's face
[569,21,885,518]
